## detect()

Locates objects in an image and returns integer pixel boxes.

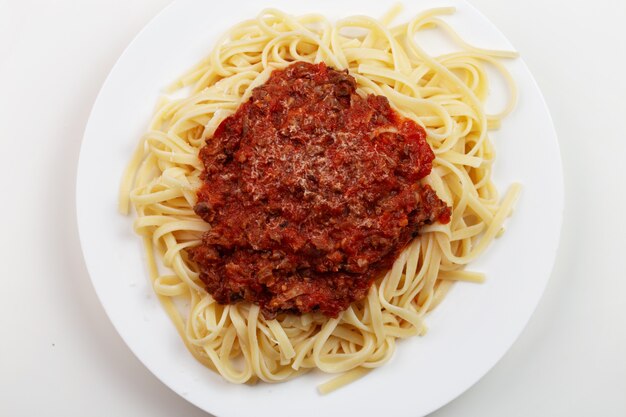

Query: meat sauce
[189,62,451,318]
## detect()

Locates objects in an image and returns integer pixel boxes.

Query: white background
[0,0,624,416]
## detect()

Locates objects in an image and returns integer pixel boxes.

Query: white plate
[76,0,563,416]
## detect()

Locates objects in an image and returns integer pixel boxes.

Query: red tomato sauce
[189,62,450,318]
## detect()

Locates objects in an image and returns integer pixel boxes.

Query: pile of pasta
[120,6,520,392]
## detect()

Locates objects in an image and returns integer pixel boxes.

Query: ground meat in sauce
[189,62,451,318]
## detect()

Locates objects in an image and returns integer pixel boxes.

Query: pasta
[119,6,520,393]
